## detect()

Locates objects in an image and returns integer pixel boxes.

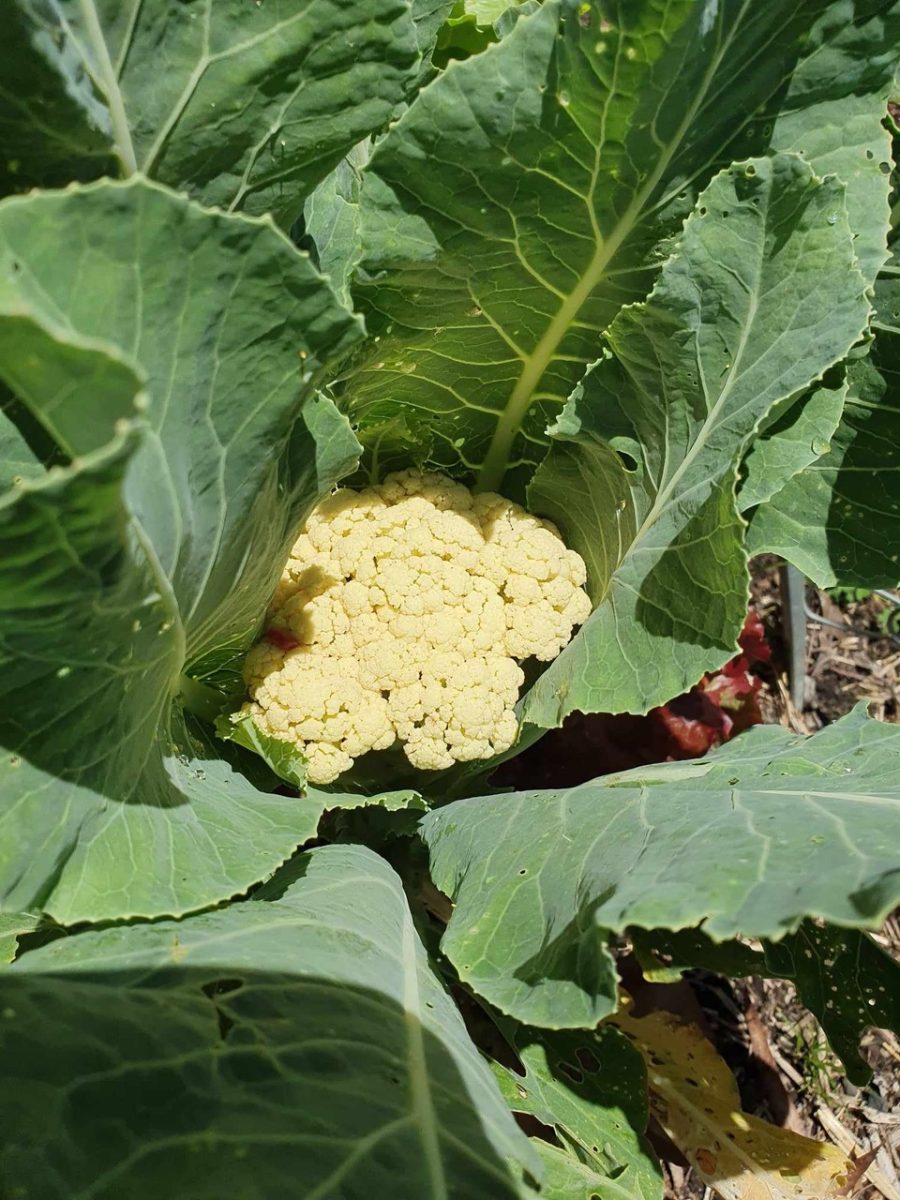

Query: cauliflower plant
[242,469,591,783]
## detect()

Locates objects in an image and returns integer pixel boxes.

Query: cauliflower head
[242,469,591,783]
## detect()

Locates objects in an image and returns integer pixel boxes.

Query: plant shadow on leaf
[512,889,618,1002]
[0,180,366,921]
[0,844,538,1196]
[424,706,900,1030]
[749,357,900,588]
[488,1015,664,1200]
[249,848,311,900]
[0,970,531,1200]
[633,488,747,651]
[2,687,251,813]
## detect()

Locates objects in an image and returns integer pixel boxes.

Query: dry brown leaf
[611,1007,855,1199]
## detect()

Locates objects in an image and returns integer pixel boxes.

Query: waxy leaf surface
[524,155,868,721]
[422,708,900,1027]
[0,845,537,1199]
[0,179,361,922]
[342,0,877,494]
[1,0,421,225]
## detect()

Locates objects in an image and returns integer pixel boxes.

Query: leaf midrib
[401,900,448,1200]
[59,0,322,185]
[130,514,187,698]
[474,0,749,492]
[615,171,868,618]
[627,227,764,552]
[139,0,320,176]
[76,0,136,174]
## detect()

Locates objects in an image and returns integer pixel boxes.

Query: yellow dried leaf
[611,1007,854,1200]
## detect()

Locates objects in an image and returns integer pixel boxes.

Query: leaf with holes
[610,1006,854,1200]
[421,706,900,1028]
[633,921,900,1087]
[494,1023,663,1200]
[0,844,538,1199]
[0,9,899,1194]
[763,922,900,1087]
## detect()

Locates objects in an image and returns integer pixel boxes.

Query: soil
[750,555,900,734]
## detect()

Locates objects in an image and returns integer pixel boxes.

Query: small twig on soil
[773,671,811,733]
[767,1040,806,1089]
[817,1105,900,1200]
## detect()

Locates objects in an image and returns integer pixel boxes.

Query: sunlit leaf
[422,706,900,1026]
[523,156,867,721]
[1,0,421,223]
[342,0,864,495]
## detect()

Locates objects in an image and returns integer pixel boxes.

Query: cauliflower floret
[241,470,591,783]
[305,742,355,785]
[244,653,394,784]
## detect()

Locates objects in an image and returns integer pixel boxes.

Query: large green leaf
[768,0,899,288]
[735,0,899,542]
[520,155,868,723]
[0,179,363,922]
[338,0,880,494]
[633,921,900,1087]
[494,1024,663,1200]
[1,0,421,224]
[0,844,538,1199]
[421,706,900,1028]
[748,247,900,585]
